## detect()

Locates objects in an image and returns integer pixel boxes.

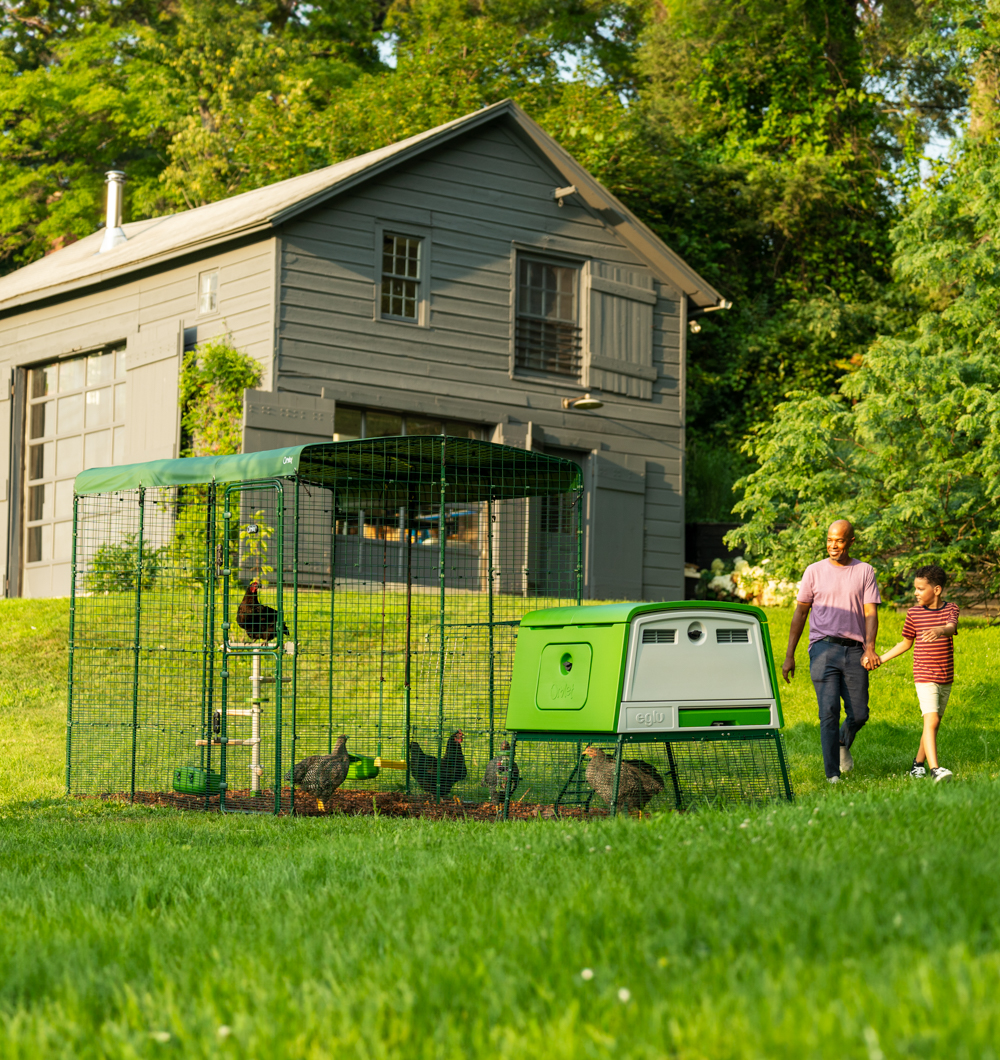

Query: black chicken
[409,731,467,798]
[583,746,665,813]
[236,580,289,642]
[285,735,351,811]
[483,741,520,804]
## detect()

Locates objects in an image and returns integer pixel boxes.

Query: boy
[878,565,958,782]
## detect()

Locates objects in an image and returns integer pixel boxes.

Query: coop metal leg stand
[610,735,624,818]
[665,743,682,810]
[773,731,794,802]
[502,733,517,821]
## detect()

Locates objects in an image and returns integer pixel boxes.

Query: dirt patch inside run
[92,788,610,820]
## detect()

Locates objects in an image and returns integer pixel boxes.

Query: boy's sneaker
[840,745,854,773]
[909,762,927,778]
[827,775,840,784]
[930,766,953,783]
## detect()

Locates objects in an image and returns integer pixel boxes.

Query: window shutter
[585,262,657,399]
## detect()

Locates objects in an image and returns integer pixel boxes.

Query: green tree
[727,136,1000,604]
[0,0,387,271]
[638,0,972,515]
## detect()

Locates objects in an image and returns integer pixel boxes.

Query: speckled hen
[483,741,520,804]
[286,735,350,811]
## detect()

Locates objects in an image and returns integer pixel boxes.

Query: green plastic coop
[500,601,794,815]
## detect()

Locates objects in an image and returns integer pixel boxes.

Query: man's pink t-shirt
[798,559,882,646]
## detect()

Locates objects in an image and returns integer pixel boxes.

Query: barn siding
[1,114,690,601]
[273,120,684,600]
[0,239,277,596]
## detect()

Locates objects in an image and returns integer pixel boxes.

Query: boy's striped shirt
[902,602,959,683]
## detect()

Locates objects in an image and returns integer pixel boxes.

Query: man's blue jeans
[808,638,870,778]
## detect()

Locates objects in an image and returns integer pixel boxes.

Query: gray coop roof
[0,101,724,313]
[74,436,582,503]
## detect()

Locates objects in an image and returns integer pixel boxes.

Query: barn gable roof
[0,100,723,314]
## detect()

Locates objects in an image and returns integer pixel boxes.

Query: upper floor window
[515,257,581,379]
[380,235,421,321]
[199,270,219,315]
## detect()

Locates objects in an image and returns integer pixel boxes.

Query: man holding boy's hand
[782,520,882,783]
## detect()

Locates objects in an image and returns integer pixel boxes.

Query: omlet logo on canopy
[283,456,293,464]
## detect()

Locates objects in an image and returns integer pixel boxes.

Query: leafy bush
[85,534,162,593]
[179,337,262,458]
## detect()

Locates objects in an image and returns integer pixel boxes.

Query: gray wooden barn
[0,100,724,601]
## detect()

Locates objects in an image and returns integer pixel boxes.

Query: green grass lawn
[3,599,1000,1058]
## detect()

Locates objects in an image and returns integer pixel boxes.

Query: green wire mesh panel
[67,437,583,815]
[69,486,222,806]
[284,437,581,813]
[495,733,793,818]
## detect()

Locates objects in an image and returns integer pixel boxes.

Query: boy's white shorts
[915,682,952,717]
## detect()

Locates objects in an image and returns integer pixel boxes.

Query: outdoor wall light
[562,393,604,410]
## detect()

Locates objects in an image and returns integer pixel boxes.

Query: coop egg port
[66,436,791,817]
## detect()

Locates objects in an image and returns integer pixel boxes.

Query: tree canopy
[3,0,997,580]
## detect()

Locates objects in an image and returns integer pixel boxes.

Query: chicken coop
[66,436,583,815]
[499,601,794,816]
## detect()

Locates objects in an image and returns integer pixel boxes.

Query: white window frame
[373,221,431,328]
[197,269,220,318]
[23,344,128,571]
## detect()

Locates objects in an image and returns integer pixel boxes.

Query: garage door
[23,347,126,598]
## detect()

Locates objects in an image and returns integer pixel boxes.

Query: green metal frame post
[609,734,624,817]
[575,481,584,605]
[486,495,495,760]
[273,484,285,814]
[129,487,146,803]
[435,438,447,803]
[326,489,337,756]
[502,732,517,820]
[203,484,218,808]
[66,494,80,794]
[377,488,388,759]
[404,494,414,794]
[289,480,300,806]
[665,742,682,810]
[774,732,794,801]
[197,489,211,776]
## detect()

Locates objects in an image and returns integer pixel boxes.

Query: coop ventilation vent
[716,628,750,644]
[642,629,676,644]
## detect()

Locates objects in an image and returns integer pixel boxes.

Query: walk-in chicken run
[67,436,792,819]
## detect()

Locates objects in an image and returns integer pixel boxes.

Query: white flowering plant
[693,556,798,606]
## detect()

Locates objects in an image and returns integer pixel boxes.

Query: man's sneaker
[931,766,953,783]
[840,744,854,773]
[909,762,927,778]
[827,775,840,784]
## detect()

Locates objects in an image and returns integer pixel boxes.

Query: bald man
[783,520,882,783]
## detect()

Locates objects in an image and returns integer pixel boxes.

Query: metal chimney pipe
[99,171,127,253]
